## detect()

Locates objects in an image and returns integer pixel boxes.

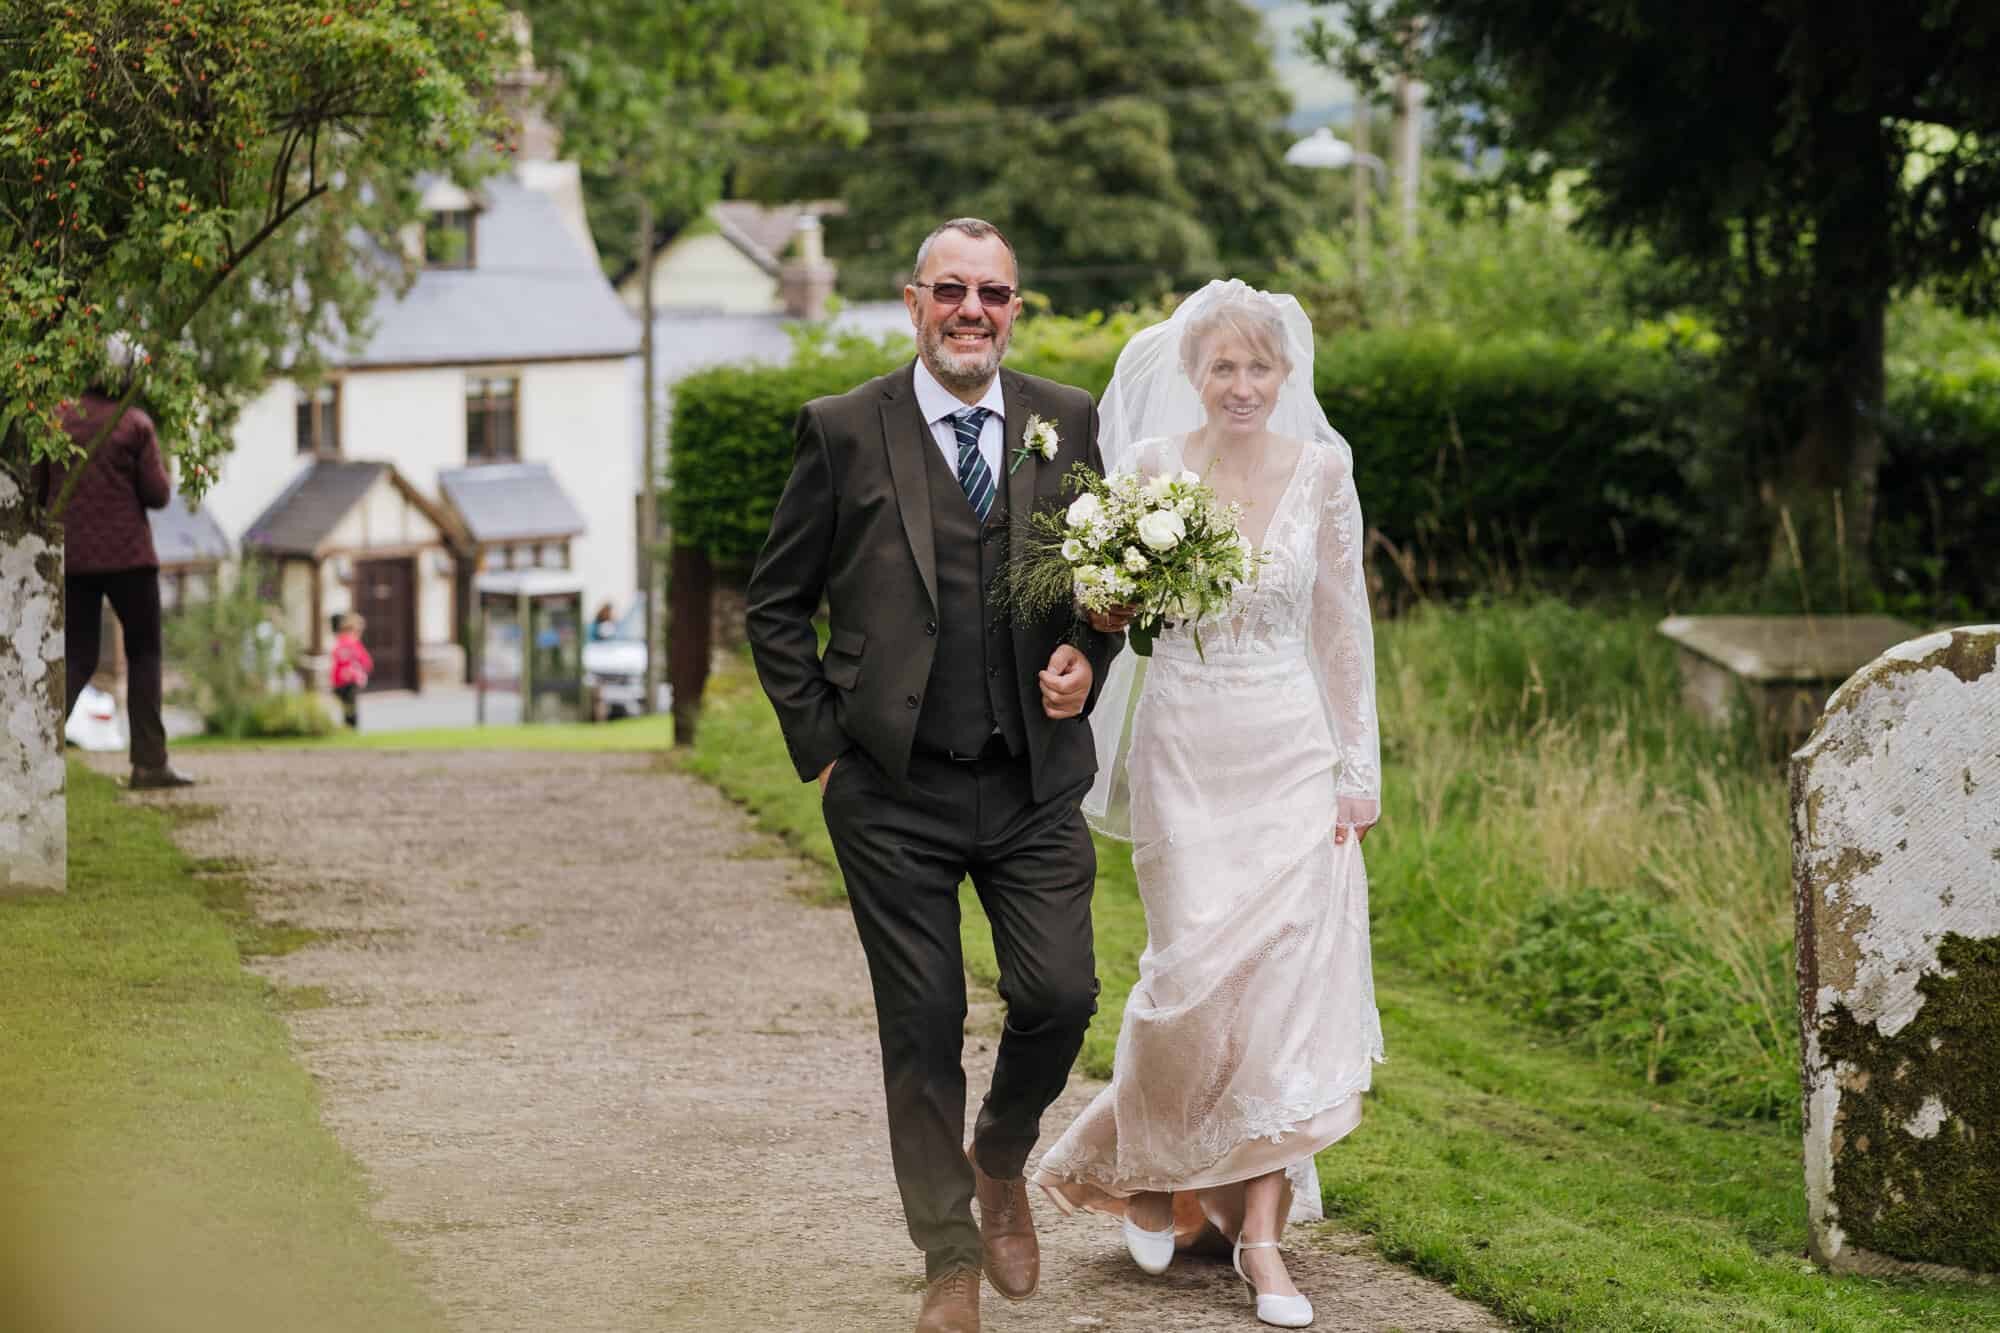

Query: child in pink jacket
[330,613,374,730]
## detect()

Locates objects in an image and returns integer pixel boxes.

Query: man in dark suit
[747,217,1119,1333]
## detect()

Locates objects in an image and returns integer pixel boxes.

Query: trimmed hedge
[667,319,1997,612]
[1314,328,1701,579]
[666,333,902,570]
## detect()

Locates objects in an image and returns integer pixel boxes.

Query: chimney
[779,214,838,321]
[496,12,560,163]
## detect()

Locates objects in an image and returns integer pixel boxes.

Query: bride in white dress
[1031,282,1382,1328]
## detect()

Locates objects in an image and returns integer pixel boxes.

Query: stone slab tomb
[1660,614,1917,748]
[1792,625,2000,1282]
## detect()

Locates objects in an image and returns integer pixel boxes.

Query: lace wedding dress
[1032,426,1383,1233]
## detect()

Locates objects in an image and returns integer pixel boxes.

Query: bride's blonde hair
[1178,291,1293,381]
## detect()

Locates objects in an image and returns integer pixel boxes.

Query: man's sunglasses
[914,281,1016,309]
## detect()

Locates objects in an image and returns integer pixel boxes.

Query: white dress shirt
[913,358,1005,483]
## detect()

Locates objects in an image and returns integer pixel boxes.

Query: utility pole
[1393,19,1425,254]
[1352,92,1372,286]
[637,190,663,720]
[1393,74,1422,251]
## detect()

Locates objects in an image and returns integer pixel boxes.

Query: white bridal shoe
[1122,1214,1177,1275]
[1234,1235,1314,1328]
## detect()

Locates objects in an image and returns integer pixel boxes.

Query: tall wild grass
[1367,599,1798,1121]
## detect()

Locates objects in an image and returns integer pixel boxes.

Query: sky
[1253,0,1358,131]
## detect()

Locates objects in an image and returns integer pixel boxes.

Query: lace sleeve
[1309,449,1381,826]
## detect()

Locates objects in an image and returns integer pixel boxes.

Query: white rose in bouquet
[1004,462,1261,661]
[1137,509,1186,552]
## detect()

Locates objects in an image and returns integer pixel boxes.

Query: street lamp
[1284,126,1387,179]
[1287,125,1387,285]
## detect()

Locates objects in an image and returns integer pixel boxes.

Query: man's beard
[919,315,1007,392]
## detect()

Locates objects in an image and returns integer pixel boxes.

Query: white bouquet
[1005,463,1260,658]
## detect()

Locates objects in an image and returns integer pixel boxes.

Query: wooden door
[353,557,417,692]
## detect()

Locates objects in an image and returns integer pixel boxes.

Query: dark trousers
[64,568,167,771]
[822,745,1099,1281]
[334,683,360,729]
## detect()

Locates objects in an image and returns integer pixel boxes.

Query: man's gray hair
[910,217,1018,287]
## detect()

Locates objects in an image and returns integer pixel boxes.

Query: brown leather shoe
[968,1148,1039,1300]
[915,1267,980,1333]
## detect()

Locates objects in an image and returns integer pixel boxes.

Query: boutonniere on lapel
[1009,414,1060,475]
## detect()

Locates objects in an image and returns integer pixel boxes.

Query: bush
[246,691,336,738]
[163,561,329,739]
[1279,201,1658,342]
[1876,363,2000,618]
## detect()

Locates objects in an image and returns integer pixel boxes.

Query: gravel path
[144,749,1502,1333]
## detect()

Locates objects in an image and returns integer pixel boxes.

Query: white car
[583,599,650,718]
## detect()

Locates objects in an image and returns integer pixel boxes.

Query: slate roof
[243,461,386,558]
[438,462,588,544]
[345,173,641,368]
[147,491,230,567]
[707,200,845,276]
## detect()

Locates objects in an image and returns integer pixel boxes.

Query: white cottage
[203,102,640,694]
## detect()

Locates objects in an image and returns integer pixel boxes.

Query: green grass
[176,712,679,752]
[0,765,447,1333]
[675,639,2000,1330]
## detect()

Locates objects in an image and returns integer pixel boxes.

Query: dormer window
[425,209,476,269]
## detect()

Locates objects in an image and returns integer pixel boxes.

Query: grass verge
[175,712,678,752]
[0,764,447,1333]
[675,643,2000,1330]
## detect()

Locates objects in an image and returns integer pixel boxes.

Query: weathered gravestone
[1792,625,2000,1282]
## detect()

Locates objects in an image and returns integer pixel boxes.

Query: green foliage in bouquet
[1004,463,1257,660]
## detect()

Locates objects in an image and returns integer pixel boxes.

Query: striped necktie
[952,407,996,523]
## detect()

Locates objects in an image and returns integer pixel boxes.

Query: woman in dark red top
[37,389,194,789]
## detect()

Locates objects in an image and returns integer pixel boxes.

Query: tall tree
[518,0,866,277]
[517,0,865,739]
[0,0,511,889]
[1309,0,2000,583]
[741,0,1312,312]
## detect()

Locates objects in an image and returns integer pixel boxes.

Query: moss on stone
[1823,629,1999,726]
[1820,931,2000,1274]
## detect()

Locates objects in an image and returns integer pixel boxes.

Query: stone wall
[1792,625,2000,1281]
[0,472,67,893]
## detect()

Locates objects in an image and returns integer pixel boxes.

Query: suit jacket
[747,362,1120,803]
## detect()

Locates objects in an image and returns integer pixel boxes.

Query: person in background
[330,613,373,730]
[591,601,617,641]
[35,348,194,790]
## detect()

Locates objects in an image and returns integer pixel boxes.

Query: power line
[713,79,1293,163]
[859,79,1282,126]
